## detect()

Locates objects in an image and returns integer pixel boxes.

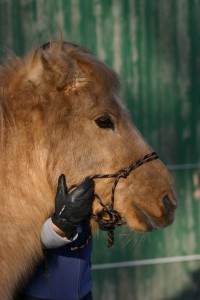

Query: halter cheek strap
[69,151,158,248]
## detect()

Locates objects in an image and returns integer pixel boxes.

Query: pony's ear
[39,48,88,92]
[40,49,74,91]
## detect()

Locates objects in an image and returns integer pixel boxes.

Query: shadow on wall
[171,269,200,300]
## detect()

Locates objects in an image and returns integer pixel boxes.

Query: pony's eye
[95,113,115,130]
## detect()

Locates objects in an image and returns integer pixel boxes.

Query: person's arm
[41,174,94,249]
[41,218,78,249]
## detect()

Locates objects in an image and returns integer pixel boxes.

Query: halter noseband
[69,151,158,248]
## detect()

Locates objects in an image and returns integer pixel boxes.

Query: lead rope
[68,151,158,248]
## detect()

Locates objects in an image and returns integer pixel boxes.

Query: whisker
[121,231,147,249]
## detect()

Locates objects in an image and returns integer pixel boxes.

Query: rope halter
[68,151,159,248]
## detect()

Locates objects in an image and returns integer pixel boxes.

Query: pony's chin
[91,202,175,233]
[127,204,175,233]
[127,219,159,233]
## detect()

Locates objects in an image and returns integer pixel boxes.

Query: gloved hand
[51,174,94,239]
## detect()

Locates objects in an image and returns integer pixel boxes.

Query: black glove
[51,174,94,239]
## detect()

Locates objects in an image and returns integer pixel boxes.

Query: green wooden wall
[1,1,200,299]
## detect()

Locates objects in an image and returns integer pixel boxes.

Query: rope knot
[104,204,113,213]
[119,168,129,178]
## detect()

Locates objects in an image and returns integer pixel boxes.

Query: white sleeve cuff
[41,218,78,249]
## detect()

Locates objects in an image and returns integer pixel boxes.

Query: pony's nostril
[162,195,176,214]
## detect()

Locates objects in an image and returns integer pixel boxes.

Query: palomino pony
[0,41,177,299]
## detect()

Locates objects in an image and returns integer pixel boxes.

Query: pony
[0,41,177,299]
